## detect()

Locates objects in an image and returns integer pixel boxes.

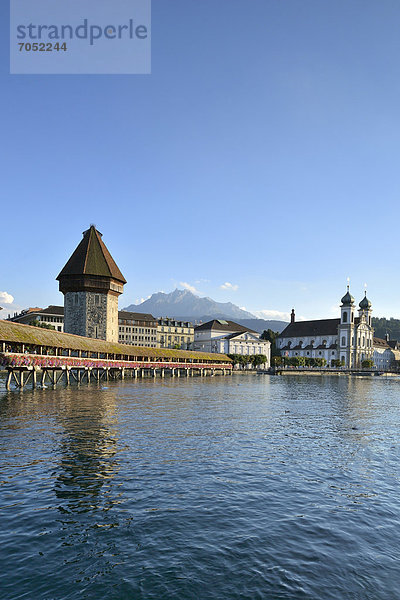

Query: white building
[8,306,65,332]
[277,288,375,368]
[373,336,400,370]
[193,319,270,366]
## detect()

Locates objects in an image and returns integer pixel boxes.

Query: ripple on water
[1,376,400,599]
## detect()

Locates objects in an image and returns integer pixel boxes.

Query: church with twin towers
[277,286,374,368]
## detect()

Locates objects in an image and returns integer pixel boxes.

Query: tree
[272,356,283,366]
[227,354,250,369]
[314,357,327,367]
[250,354,267,369]
[261,329,280,357]
[362,359,374,369]
[331,359,343,368]
[288,356,306,367]
[29,319,56,330]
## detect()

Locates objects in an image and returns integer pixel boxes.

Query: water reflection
[54,390,120,514]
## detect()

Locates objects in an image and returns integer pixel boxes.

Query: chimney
[291,309,295,324]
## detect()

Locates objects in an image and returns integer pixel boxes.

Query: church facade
[277,288,374,368]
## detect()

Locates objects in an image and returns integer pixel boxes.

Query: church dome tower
[359,293,372,311]
[340,286,355,324]
[338,285,355,368]
[57,226,126,342]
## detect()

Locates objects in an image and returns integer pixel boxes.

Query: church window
[343,312,348,323]
[351,313,354,322]
[311,340,315,347]
[341,336,345,346]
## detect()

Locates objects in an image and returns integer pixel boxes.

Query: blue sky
[1,0,400,321]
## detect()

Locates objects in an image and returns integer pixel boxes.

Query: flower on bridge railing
[0,353,232,371]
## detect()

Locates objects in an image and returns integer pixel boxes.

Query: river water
[1,374,400,599]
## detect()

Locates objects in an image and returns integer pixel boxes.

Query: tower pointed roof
[57,226,126,284]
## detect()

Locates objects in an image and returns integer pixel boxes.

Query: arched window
[341,336,345,346]
[343,311,348,323]
[310,340,315,347]
[299,341,303,348]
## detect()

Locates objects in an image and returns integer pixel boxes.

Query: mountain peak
[123,289,256,320]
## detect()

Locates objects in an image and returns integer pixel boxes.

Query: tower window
[341,337,346,346]
[343,311,348,323]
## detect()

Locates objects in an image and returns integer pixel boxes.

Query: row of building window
[42,316,63,323]
[119,327,155,334]
[159,326,193,334]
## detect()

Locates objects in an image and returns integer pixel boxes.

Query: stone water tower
[57,225,126,342]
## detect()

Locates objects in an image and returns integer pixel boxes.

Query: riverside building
[118,311,158,347]
[157,318,194,350]
[277,287,374,368]
[193,319,270,365]
[7,306,65,331]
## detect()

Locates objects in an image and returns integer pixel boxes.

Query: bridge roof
[57,225,126,284]
[0,320,230,362]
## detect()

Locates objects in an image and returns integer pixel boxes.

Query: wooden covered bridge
[0,320,233,390]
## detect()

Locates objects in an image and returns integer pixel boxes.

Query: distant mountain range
[123,289,288,333]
